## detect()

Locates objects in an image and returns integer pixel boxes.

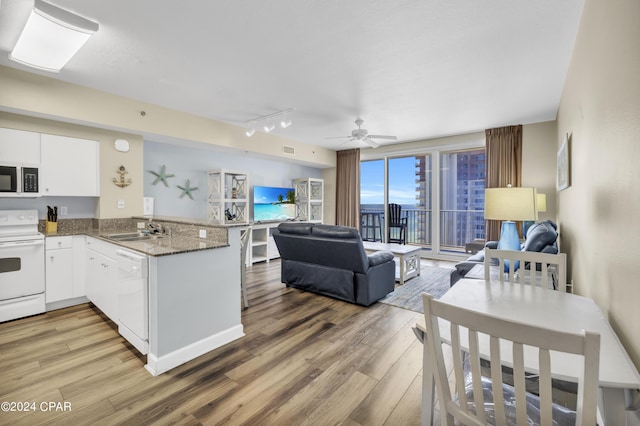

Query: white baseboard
[46,296,89,312]
[145,324,244,376]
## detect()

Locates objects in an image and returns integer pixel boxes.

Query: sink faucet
[148,222,163,234]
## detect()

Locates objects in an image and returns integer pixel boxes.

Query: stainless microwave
[0,165,39,196]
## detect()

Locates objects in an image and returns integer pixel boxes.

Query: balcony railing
[360,207,485,253]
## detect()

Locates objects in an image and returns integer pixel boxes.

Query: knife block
[46,221,58,234]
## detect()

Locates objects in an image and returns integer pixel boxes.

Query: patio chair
[387,203,407,244]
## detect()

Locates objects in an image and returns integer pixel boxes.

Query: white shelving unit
[294,178,324,223]
[248,223,279,264]
[207,169,249,224]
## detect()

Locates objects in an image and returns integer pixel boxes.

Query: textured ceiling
[0,0,584,150]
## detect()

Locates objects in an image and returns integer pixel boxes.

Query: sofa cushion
[312,224,360,239]
[277,222,314,235]
[522,220,557,252]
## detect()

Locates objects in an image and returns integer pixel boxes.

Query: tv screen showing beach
[253,186,296,221]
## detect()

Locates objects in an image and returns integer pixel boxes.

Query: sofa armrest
[485,240,498,249]
[368,251,394,267]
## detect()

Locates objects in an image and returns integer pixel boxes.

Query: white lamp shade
[9,0,98,73]
[536,193,547,212]
[484,187,538,221]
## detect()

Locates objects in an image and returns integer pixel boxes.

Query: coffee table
[362,241,421,284]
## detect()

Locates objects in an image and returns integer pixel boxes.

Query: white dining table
[415,278,640,425]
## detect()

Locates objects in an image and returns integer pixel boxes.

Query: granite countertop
[131,215,250,228]
[98,234,228,257]
[45,229,229,257]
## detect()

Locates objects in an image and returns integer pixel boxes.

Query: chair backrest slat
[489,336,506,426]
[485,248,567,292]
[422,292,600,426]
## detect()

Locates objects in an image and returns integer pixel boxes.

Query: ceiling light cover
[9,0,99,72]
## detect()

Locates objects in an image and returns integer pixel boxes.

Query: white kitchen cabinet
[40,134,100,196]
[0,128,41,165]
[85,237,118,320]
[45,236,74,303]
[45,235,87,308]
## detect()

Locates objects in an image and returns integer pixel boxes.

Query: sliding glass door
[439,149,486,251]
[360,145,485,257]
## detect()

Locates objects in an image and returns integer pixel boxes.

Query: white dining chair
[484,248,567,291]
[421,292,600,426]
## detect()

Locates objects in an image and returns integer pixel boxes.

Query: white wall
[557,0,640,369]
[144,141,322,220]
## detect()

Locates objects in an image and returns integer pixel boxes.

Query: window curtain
[485,125,523,241]
[335,148,360,228]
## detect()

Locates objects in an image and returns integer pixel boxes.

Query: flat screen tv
[253,186,296,222]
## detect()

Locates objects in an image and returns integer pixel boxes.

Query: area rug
[378,266,453,313]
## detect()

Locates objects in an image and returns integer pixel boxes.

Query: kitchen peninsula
[128,215,246,376]
[48,215,246,376]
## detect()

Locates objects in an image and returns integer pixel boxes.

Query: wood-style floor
[0,258,454,426]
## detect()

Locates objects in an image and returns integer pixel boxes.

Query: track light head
[280,119,292,128]
[245,127,255,137]
[264,123,275,132]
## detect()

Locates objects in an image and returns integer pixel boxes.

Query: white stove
[0,209,46,322]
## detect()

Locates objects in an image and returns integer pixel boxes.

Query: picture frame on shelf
[557,133,570,191]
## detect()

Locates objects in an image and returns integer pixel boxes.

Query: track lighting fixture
[244,108,294,137]
[280,111,292,128]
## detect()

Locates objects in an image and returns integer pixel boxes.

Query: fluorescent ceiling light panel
[9,0,99,73]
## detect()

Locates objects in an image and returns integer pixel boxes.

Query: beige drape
[485,125,523,241]
[335,149,360,228]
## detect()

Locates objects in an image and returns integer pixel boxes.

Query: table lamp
[523,193,547,235]
[484,185,538,270]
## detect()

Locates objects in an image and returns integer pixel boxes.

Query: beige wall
[557,0,640,369]
[0,65,336,169]
[522,121,557,222]
[0,112,144,218]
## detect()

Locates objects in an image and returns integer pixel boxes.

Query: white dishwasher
[116,248,149,355]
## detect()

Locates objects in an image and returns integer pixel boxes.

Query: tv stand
[249,222,282,264]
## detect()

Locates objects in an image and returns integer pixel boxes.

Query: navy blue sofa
[450,220,559,286]
[272,222,395,306]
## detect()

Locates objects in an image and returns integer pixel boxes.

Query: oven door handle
[0,240,45,247]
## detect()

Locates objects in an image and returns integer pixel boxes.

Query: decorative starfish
[177,179,199,200]
[149,165,175,187]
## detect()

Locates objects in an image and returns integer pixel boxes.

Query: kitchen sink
[106,232,165,242]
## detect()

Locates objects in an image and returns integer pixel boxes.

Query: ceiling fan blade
[362,137,380,148]
[324,136,351,140]
[368,134,397,140]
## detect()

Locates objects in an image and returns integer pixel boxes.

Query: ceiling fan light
[264,123,275,132]
[10,0,99,73]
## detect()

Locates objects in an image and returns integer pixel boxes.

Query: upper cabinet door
[41,134,100,196]
[0,128,41,165]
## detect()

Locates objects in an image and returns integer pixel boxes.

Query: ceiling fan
[326,118,397,148]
